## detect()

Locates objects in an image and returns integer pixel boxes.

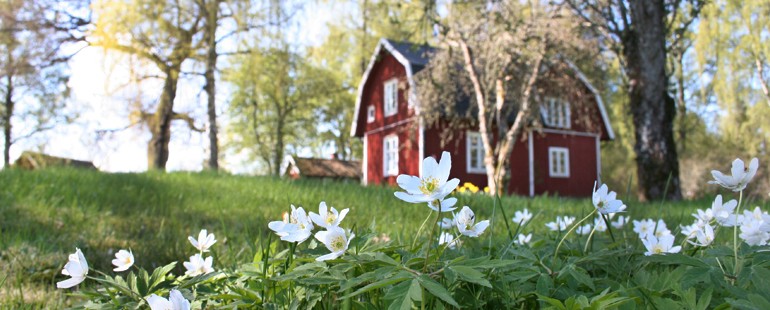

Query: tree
[565,0,705,201]
[91,0,204,170]
[227,48,338,175]
[418,1,594,195]
[0,0,88,167]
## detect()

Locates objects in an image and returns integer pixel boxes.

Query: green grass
[0,168,761,307]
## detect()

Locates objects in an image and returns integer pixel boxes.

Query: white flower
[514,233,532,245]
[188,229,217,253]
[454,206,490,237]
[57,248,89,289]
[111,249,134,272]
[709,158,759,192]
[692,209,714,224]
[268,205,314,243]
[642,234,681,256]
[512,209,533,225]
[594,217,607,232]
[309,201,349,229]
[633,219,655,238]
[183,253,214,276]
[576,224,592,235]
[653,220,672,238]
[688,224,715,247]
[394,152,461,212]
[438,232,460,249]
[611,215,629,229]
[546,216,575,232]
[314,226,354,261]
[146,289,191,310]
[440,218,455,229]
[711,195,738,227]
[740,216,770,246]
[592,182,626,214]
[680,222,700,240]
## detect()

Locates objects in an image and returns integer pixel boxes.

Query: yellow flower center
[330,235,346,251]
[419,177,440,195]
[653,245,664,254]
[326,214,337,225]
[124,257,132,264]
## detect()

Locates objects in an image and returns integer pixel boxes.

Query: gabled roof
[14,151,97,170]
[351,39,615,140]
[351,39,434,137]
[282,156,361,179]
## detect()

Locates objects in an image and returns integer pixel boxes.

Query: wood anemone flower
[56,248,89,289]
[592,181,626,215]
[146,289,191,310]
[309,201,349,229]
[709,158,759,192]
[455,206,490,237]
[188,229,217,253]
[111,249,134,272]
[394,151,460,212]
[314,226,354,261]
[268,205,314,243]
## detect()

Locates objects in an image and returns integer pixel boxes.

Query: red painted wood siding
[360,50,419,185]
[531,132,597,197]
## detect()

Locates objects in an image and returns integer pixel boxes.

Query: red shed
[351,39,615,197]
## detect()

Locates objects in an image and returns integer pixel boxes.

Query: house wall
[361,51,420,185]
[531,132,598,197]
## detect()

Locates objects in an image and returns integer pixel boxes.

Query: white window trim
[383,79,398,117]
[383,135,399,176]
[540,97,571,129]
[548,147,570,178]
[367,105,375,123]
[466,131,486,174]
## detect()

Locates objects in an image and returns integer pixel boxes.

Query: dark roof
[13,151,96,170]
[384,39,436,72]
[287,157,361,179]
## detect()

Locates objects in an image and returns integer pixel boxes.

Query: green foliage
[3,168,770,308]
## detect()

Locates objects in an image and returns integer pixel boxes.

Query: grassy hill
[0,168,729,307]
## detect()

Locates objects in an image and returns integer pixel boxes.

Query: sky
[7,1,338,173]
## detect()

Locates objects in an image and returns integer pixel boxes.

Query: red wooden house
[350,39,614,197]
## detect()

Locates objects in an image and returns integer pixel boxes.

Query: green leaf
[564,265,595,291]
[407,279,422,302]
[339,271,412,300]
[447,266,492,288]
[537,294,567,310]
[643,253,709,268]
[681,267,711,289]
[417,275,459,308]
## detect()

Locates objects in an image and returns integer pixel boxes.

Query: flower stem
[423,200,442,273]
[412,211,433,250]
[733,190,743,279]
[553,209,596,265]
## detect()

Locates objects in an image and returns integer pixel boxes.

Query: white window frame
[540,97,571,129]
[383,79,398,117]
[466,131,486,174]
[548,147,570,178]
[383,135,399,176]
[367,105,375,123]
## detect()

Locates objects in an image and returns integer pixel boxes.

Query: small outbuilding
[282,155,361,181]
[13,151,97,170]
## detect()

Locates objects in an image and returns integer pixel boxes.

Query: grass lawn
[0,168,762,307]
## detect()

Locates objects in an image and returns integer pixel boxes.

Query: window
[548,147,570,178]
[383,79,398,117]
[367,105,375,123]
[383,135,399,176]
[466,131,485,173]
[540,97,571,129]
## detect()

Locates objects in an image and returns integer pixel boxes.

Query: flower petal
[422,155,439,179]
[394,192,430,203]
[396,174,423,194]
[56,276,85,289]
[435,152,452,183]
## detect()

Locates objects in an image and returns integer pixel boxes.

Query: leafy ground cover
[0,167,765,308]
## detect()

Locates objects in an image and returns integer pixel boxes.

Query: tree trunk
[626,0,682,201]
[3,73,12,168]
[147,65,180,170]
[273,114,285,176]
[204,0,219,171]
